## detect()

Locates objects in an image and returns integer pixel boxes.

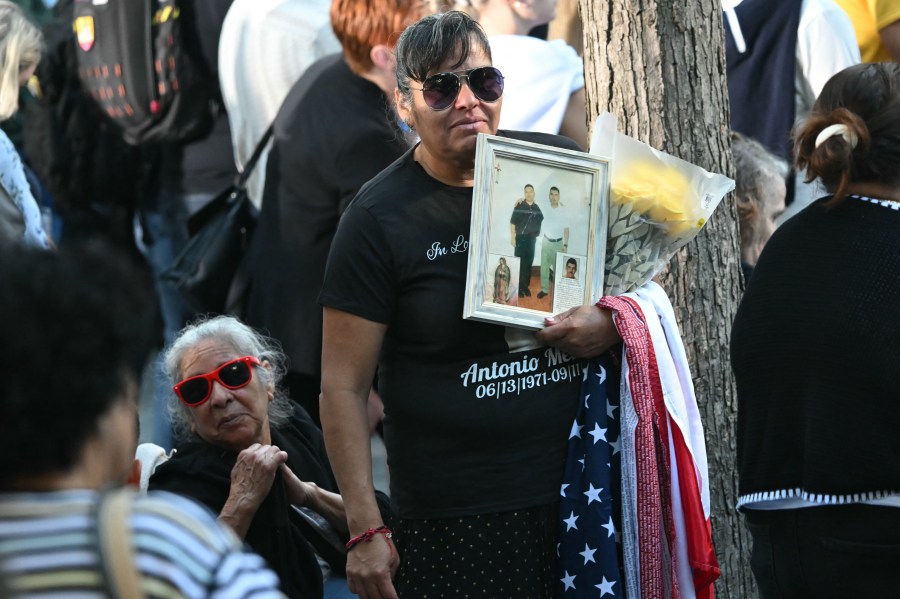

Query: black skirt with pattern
[393,503,559,599]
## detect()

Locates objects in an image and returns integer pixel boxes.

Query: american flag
[558,354,624,598]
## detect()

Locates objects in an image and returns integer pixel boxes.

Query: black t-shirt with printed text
[320,131,585,519]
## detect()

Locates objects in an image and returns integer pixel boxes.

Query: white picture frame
[464,134,610,330]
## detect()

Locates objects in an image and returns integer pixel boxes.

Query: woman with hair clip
[732,62,900,597]
[0,1,49,249]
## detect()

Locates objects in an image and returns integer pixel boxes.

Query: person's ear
[260,360,276,399]
[736,194,757,222]
[370,44,395,72]
[395,88,412,126]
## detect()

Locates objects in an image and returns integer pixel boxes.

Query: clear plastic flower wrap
[591,113,735,295]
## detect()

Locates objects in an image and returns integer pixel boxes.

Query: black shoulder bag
[162,125,274,314]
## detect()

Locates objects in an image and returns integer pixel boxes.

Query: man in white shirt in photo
[537,186,570,299]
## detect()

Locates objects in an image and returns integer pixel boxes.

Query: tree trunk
[579,1,755,596]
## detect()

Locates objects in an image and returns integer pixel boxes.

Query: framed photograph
[464,133,610,330]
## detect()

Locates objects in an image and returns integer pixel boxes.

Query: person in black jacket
[241,0,426,426]
[732,62,900,598]
[150,315,391,599]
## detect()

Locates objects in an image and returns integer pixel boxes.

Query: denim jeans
[323,576,357,599]
[139,189,216,448]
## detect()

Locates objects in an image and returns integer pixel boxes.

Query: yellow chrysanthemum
[610,161,700,236]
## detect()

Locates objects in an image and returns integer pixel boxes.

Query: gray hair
[395,10,492,106]
[732,132,789,203]
[731,131,789,259]
[0,1,42,121]
[163,315,293,444]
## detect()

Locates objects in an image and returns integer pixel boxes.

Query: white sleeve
[548,39,585,93]
[796,0,860,107]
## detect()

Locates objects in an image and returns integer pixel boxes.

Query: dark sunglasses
[173,356,262,407]
[411,66,504,111]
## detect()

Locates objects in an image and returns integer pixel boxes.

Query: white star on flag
[588,422,607,444]
[561,571,576,591]
[569,419,583,439]
[606,399,618,419]
[560,483,569,497]
[601,516,616,538]
[584,483,603,505]
[596,576,617,597]
[609,436,622,455]
[563,511,580,531]
[579,543,597,565]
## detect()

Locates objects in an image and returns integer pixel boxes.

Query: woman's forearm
[320,386,384,535]
[305,483,349,536]
[219,492,261,539]
[320,308,389,536]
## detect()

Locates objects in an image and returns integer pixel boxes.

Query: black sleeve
[148,445,235,515]
[319,203,397,324]
[185,0,233,81]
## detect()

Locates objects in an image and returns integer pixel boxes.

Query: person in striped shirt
[0,243,284,598]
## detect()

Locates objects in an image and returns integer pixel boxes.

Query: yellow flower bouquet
[592,113,734,295]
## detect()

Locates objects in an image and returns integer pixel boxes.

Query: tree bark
[580,1,755,596]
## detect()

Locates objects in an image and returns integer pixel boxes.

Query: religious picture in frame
[464,134,610,330]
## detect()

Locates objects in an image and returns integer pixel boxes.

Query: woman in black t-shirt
[319,11,621,599]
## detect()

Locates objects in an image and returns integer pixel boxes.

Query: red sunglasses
[173,356,262,407]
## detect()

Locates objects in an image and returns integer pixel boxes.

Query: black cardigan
[732,196,900,505]
[150,405,393,597]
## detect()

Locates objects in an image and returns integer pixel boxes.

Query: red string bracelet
[345,525,394,557]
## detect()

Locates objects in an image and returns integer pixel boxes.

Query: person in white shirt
[473,0,587,148]
[218,0,340,207]
[537,185,569,299]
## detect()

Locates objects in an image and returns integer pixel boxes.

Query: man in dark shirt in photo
[509,183,543,297]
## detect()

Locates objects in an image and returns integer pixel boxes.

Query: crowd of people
[0,0,898,597]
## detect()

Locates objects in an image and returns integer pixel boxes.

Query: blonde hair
[0,1,41,121]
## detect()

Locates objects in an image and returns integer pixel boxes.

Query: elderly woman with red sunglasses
[319,10,621,599]
[149,315,392,599]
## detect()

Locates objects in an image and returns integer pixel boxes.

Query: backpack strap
[236,124,275,190]
[96,488,141,599]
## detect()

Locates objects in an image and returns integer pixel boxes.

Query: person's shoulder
[0,129,17,164]
[133,491,284,595]
[226,0,289,18]
[276,53,343,122]
[136,490,238,544]
[800,0,856,26]
[348,147,418,209]
[875,0,900,24]
[497,129,582,152]
[151,440,234,482]
[761,195,831,248]
[545,39,583,66]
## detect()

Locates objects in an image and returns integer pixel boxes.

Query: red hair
[330,0,428,75]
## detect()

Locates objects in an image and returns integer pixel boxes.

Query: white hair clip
[815,123,859,149]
